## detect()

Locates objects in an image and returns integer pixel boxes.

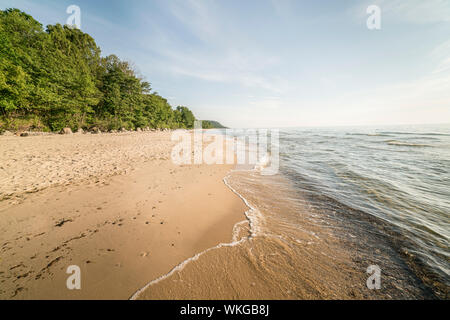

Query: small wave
[346,133,392,137]
[129,238,248,300]
[380,131,450,137]
[129,171,260,300]
[386,140,432,147]
[367,133,392,137]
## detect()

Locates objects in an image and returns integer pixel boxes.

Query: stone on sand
[91,127,101,134]
[60,128,73,135]
[1,130,13,136]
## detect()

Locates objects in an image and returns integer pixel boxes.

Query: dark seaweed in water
[277,124,450,299]
[282,166,441,299]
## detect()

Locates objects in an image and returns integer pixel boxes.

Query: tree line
[0,9,222,133]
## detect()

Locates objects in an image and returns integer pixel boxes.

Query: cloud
[229,37,450,127]
[135,0,287,93]
[382,0,450,24]
[270,0,293,19]
[166,0,220,43]
[166,53,286,93]
[303,44,450,126]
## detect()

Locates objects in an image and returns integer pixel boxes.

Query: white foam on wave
[386,140,431,147]
[223,173,264,238]
[129,237,248,300]
[231,220,249,242]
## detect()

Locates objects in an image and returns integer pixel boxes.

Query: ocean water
[273,124,450,297]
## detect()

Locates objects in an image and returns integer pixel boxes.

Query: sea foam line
[129,171,258,300]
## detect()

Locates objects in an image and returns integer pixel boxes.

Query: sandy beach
[0,131,248,299]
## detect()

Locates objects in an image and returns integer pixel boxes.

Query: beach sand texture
[0,131,247,299]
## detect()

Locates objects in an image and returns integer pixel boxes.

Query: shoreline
[130,173,255,300]
[0,131,248,299]
[136,169,436,300]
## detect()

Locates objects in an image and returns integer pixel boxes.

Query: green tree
[0,8,211,132]
[176,106,195,129]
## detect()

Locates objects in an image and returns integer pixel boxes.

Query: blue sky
[1,0,449,128]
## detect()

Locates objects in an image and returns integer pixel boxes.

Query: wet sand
[0,131,248,299]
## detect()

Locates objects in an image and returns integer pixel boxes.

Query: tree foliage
[0,9,198,131]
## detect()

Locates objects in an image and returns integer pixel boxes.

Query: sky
[1,0,450,128]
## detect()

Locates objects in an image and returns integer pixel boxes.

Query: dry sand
[0,131,248,299]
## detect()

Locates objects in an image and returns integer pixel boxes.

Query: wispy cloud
[166,0,219,42]
[382,0,450,24]
[270,0,293,19]
[298,41,450,126]
[135,0,287,93]
[162,50,286,93]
